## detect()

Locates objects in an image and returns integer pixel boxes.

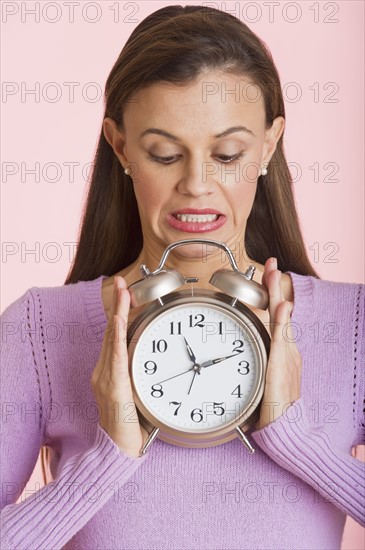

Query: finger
[110,312,131,386]
[103,276,127,360]
[266,268,284,335]
[270,301,301,366]
[266,301,290,371]
[104,287,130,378]
[286,309,302,376]
[109,300,137,434]
[271,300,288,341]
[109,276,128,325]
[94,276,128,378]
[106,305,138,443]
[262,257,277,289]
[284,301,295,344]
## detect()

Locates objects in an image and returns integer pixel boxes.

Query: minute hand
[200,353,242,368]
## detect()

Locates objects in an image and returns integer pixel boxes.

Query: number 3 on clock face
[127,291,269,447]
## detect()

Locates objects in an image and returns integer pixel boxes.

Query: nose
[177,157,218,198]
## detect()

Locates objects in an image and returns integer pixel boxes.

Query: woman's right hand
[91,275,149,458]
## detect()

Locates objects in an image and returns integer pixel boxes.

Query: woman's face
[104,69,284,262]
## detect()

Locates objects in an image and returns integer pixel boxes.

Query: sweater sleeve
[0,290,149,550]
[250,398,365,527]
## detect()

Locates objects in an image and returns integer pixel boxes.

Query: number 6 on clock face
[127,289,270,449]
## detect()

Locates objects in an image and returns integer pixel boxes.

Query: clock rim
[127,289,270,448]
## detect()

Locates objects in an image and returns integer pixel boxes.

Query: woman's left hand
[254,257,302,431]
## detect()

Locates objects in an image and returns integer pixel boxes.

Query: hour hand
[183,336,198,364]
[200,353,240,368]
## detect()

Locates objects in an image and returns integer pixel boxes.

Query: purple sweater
[1,271,364,549]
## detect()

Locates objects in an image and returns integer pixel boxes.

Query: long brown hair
[41,4,319,485]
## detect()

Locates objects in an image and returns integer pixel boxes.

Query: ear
[103,117,129,167]
[261,116,285,166]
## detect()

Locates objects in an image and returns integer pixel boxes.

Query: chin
[155,225,234,260]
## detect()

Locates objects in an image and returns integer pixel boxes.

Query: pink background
[1,1,364,546]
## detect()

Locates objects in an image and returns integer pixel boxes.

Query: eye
[214,153,245,163]
[148,152,245,165]
[148,154,180,165]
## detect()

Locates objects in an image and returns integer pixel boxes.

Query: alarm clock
[127,239,270,455]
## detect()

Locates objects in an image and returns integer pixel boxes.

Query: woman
[1,5,364,549]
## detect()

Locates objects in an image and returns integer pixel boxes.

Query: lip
[171,208,223,215]
[167,209,227,233]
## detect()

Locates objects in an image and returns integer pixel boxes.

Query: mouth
[175,213,219,223]
[167,209,226,233]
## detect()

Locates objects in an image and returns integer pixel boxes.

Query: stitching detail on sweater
[352,285,362,432]
[35,290,53,424]
[26,294,43,431]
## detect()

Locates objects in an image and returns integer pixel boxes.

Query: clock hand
[187,371,196,395]
[187,369,199,395]
[155,365,195,386]
[183,336,198,364]
[182,336,201,396]
[187,363,202,395]
[200,353,242,368]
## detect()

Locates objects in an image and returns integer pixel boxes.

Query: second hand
[155,365,195,386]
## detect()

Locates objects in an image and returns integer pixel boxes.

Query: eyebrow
[139,125,255,141]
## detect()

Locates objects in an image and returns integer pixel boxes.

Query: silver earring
[124,167,131,176]
[261,166,268,176]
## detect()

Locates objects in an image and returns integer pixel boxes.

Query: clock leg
[235,426,255,454]
[140,426,160,455]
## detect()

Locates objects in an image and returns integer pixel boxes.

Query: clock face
[129,301,264,434]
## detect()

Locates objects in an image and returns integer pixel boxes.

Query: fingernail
[272,257,277,269]
[114,276,118,290]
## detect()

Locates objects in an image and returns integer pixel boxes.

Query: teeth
[175,214,219,223]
